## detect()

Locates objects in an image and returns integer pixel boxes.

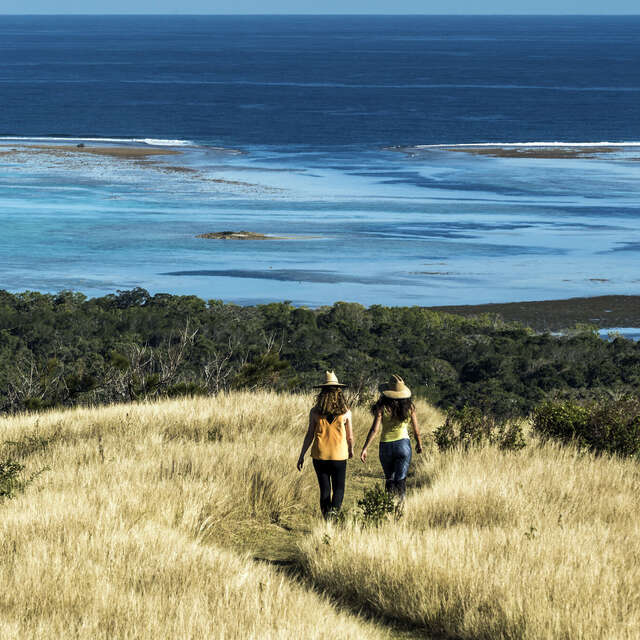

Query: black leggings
[312,459,347,518]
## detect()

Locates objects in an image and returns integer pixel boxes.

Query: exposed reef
[196,231,284,240]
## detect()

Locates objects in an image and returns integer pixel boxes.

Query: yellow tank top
[380,413,410,443]
[310,412,349,461]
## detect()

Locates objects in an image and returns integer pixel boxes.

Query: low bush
[357,485,402,527]
[0,458,24,498]
[0,457,46,499]
[531,400,589,443]
[434,405,527,452]
[533,395,640,457]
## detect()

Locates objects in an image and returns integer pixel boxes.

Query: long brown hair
[313,387,349,418]
[371,395,414,421]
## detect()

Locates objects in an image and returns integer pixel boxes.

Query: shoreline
[427,295,640,332]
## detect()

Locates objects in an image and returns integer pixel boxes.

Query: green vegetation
[0,452,46,500]
[357,484,401,527]
[533,394,640,458]
[0,288,638,417]
[0,458,24,499]
[434,405,527,452]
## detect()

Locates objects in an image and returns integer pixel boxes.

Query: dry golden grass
[3,392,638,639]
[0,393,398,639]
[300,442,640,639]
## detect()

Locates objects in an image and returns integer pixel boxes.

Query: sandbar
[444,146,622,159]
[0,144,272,189]
[0,144,179,159]
[389,144,639,159]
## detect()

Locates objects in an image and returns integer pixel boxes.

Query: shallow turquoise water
[599,328,640,341]
[1,140,638,307]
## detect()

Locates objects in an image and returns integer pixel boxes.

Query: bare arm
[297,410,317,471]
[411,407,423,454]
[345,410,354,459]
[360,411,382,463]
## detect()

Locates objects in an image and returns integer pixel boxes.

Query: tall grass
[300,443,640,639]
[3,391,637,638]
[0,393,394,639]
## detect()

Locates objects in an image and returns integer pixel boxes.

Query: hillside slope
[1,393,639,639]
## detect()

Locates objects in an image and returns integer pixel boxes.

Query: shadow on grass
[253,552,437,639]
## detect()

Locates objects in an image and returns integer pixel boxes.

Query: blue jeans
[379,438,412,496]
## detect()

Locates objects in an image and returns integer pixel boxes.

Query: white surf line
[0,136,193,147]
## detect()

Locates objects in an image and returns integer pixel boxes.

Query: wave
[6,78,637,92]
[408,141,640,149]
[0,136,193,147]
[14,79,633,92]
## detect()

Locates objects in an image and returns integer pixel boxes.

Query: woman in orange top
[297,371,354,519]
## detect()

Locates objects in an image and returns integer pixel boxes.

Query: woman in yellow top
[360,375,422,500]
[297,371,354,519]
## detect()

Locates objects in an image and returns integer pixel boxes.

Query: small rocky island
[196,231,282,240]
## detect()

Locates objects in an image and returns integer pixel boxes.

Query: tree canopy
[0,288,638,417]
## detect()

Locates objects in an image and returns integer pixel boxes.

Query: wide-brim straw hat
[314,370,346,388]
[380,374,411,399]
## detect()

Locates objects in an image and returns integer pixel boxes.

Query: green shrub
[357,485,401,527]
[434,406,527,452]
[499,420,528,452]
[0,458,25,498]
[532,395,640,458]
[434,418,457,452]
[532,401,589,443]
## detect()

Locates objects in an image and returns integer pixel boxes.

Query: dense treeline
[0,288,638,417]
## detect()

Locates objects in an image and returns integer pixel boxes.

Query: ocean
[1,15,639,307]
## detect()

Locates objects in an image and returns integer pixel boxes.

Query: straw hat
[314,370,346,388]
[380,374,411,399]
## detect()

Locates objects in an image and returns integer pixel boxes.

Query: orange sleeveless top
[310,412,349,461]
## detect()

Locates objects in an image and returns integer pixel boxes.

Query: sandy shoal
[0,144,180,159]
[444,146,624,159]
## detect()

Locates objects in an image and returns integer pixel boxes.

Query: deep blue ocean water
[0,15,639,308]
[3,15,640,146]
